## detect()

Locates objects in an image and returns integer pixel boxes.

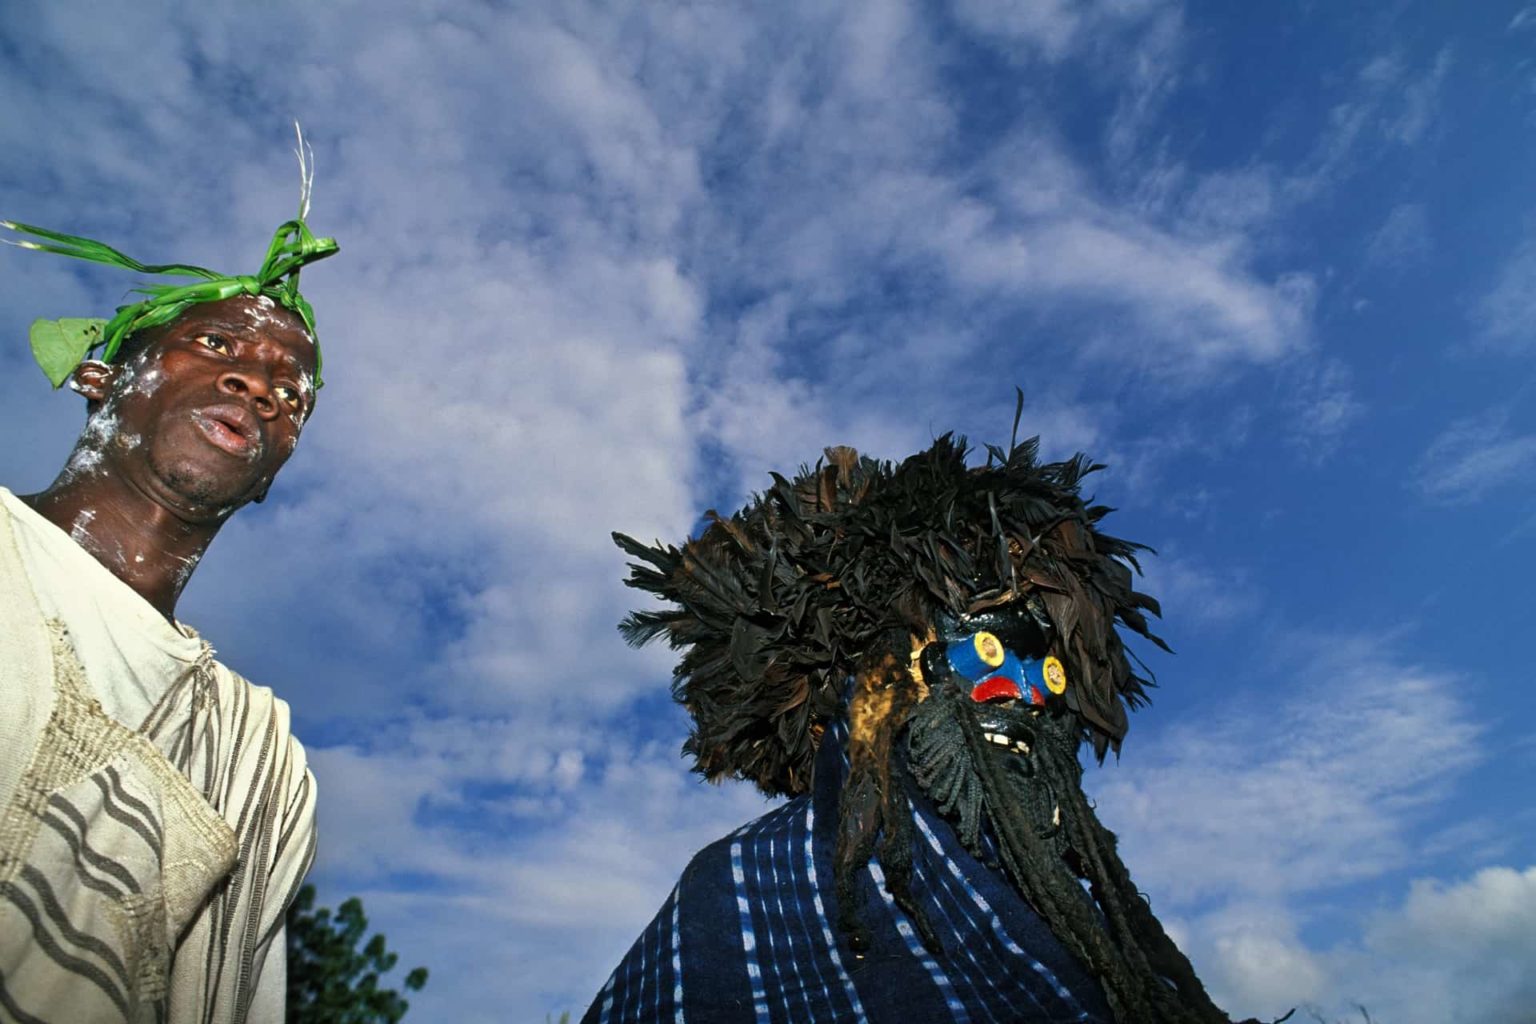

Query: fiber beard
[905,684,1252,1024]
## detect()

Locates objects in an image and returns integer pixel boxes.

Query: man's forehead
[172,297,317,365]
[181,295,310,336]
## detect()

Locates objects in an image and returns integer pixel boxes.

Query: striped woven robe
[583,717,1112,1024]
[0,491,317,1023]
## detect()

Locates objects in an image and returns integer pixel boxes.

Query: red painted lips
[970,676,1023,704]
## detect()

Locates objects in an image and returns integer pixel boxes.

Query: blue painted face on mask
[942,630,1068,707]
[926,601,1069,709]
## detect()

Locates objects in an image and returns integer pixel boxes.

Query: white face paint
[62,446,104,481]
[172,552,201,588]
[296,369,316,405]
[59,407,121,483]
[69,508,95,544]
[81,410,120,447]
[241,294,315,339]
[119,363,165,399]
[233,300,318,432]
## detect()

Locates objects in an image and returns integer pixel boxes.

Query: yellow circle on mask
[1043,655,1068,694]
[973,631,1005,668]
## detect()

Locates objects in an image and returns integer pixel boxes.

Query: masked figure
[586,435,1266,1024]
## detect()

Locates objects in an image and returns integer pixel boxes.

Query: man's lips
[191,404,262,458]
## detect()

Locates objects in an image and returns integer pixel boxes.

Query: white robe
[0,489,317,1023]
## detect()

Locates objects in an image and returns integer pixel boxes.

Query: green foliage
[4,160,338,387]
[285,884,428,1024]
[29,318,103,387]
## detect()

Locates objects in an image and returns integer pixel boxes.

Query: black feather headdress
[614,431,1167,798]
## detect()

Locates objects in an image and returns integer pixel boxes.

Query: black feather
[612,432,1169,795]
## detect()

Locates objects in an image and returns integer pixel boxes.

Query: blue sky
[3,2,1535,1020]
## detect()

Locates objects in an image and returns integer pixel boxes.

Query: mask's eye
[274,385,304,412]
[945,630,1008,681]
[196,334,231,354]
[972,631,1005,668]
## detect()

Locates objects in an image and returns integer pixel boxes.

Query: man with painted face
[590,433,1273,1024]
[0,161,336,1023]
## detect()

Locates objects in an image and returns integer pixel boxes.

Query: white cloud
[1284,357,1364,460]
[1414,413,1536,504]
[951,0,1173,63]
[1360,866,1536,1018]
[1135,549,1260,628]
[1095,635,1482,908]
[1475,238,1536,350]
[1278,48,1454,209]
[1191,902,1330,1010]
[1090,635,1513,1022]
[306,734,775,1020]
[1387,48,1454,147]
[1300,865,1536,1024]
[1185,867,1536,1023]
[1182,168,1279,234]
[1364,203,1432,271]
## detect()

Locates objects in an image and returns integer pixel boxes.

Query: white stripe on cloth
[803,802,866,1021]
[731,837,770,1023]
[912,808,1087,1019]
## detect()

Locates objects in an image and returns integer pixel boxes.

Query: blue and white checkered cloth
[583,718,1112,1023]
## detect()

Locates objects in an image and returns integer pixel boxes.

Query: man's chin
[151,458,267,517]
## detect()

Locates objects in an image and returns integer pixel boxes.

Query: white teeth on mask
[982,731,1030,754]
[1052,805,1061,826]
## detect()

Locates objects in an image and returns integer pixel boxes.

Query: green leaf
[29,318,104,388]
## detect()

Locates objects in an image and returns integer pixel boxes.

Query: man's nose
[218,369,279,419]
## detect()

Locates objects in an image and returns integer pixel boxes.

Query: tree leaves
[286,884,429,1024]
[6,210,337,387]
[28,317,104,387]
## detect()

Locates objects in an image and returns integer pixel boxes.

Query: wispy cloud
[950,0,1175,64]
[1092,634,1494,1021]
[1414,412,1536,504]
[1096,635,1482,908]
[1284,357,1364,461]
[1475,238,1536,351]
[1278,47,1454,209]
[1386,48,1453,147]
[1364,202,1432,272]
[306,737,775,1019]
[1136,549,1261,628]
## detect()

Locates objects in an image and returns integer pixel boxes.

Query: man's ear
[69,360,118,404]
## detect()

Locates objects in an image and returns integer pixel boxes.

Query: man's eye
[196,334,231,354]
[275,386,303,410]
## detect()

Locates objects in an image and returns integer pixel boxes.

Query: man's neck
[21,474,222,623]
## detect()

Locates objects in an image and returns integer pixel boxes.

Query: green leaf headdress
[3,124,339,389]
